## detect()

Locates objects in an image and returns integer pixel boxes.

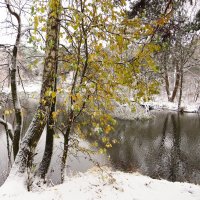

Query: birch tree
[8,0,61,178]
[0,0,24,159]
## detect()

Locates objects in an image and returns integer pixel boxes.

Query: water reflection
[1,98,200,186]
[0,98,108,186]
[107,112,200,184]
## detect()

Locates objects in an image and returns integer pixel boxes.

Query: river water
[107,112,200,184]
[1,102,200,186]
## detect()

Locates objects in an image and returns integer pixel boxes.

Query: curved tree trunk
[5,0,23,159]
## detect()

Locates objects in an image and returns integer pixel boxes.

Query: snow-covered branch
[0,117,14,141]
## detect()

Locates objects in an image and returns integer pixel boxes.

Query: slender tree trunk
[5,0,23,159]
[61,127,71,183]
[11,0,61,175]
[169,62,180,102]
[163,53,171,101]
[61,114,73,183]
[60,4,90,181]
[178,66,183,111]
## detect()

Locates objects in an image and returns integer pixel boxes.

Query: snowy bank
[111,101,151,120]
[141,101,200,113]
[0,168,200,200]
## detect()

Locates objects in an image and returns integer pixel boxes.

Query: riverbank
[142,86,200,113]
[2,80,200,115]
[141,101,200,113]
[0,167,200,200]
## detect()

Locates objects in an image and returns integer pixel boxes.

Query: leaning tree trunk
[36,102,55,179]
[36,54,59,179]
[5,0,23,159]
[10,0,61,175]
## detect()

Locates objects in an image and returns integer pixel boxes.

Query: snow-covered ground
[1,80,200,199]
[142,101,200,113]
[2,81,41,94]
[144,81,200,113]
[0,167,200,200]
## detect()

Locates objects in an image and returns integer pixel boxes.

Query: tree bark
[36,47,59,179]
[36,105,55,179]
[5,0,23,159]
[169,62,180,102]
[61,121,71,183]
[0,117,14,141]
[163,53,171,101]
[11,0,61,175]
[178,66,183,111]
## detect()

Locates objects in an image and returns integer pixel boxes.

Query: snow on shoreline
[0,168,200,200]
[141,101,200,113]
[2,80,200,114]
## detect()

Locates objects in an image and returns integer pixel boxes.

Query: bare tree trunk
[60,3,90,181]
[194,79,200,102]
[61,122,71,183]
[11,0,61,175]
[163,53,171,101]
[5,0,23,159]
[178,66,183,111]
[169,62,180,102]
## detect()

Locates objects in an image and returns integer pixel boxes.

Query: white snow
[2,81,41,95]
[142,101,200,113]
[0,167,200,200]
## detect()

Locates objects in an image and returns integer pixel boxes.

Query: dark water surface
[0,99,108,186]
[108,112,200,184]
[1,101,200,185]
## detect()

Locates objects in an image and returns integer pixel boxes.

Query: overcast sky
[0,4,13,44]
[0,0,199,45]
[0,0,31,45]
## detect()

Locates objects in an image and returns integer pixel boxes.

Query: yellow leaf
[52,91,56,98]
[34,16,39,33]
[105,125,111,134]
[4,110,10,115]
[105,142,112,148]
